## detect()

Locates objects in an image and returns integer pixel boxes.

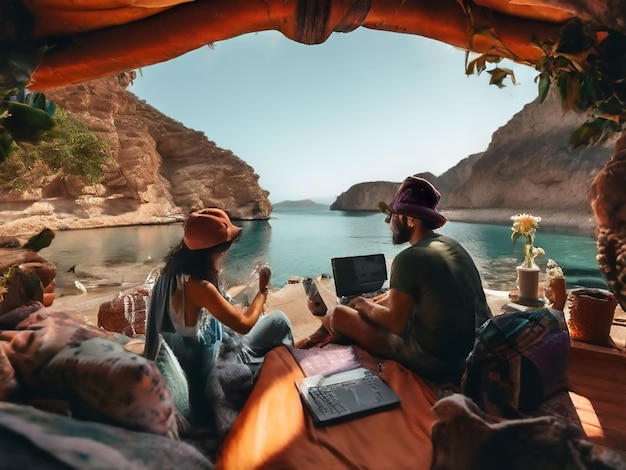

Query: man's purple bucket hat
[379,175,447,229]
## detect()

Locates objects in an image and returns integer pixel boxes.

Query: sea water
[40,205,606,294]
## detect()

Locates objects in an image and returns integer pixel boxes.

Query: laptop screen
[331,253,388,298]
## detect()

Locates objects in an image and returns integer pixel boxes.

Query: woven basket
[97,286,150,337]
[567,288,617,346]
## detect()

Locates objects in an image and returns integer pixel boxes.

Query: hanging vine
[466,14,626,148]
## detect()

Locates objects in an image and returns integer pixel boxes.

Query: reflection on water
[39,209,606,295]
[219,219,272,287]
[442,221,605,291]
[41,224,184,293]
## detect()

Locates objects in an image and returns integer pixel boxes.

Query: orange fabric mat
[216,346,438,469]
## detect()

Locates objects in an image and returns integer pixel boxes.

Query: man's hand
[371,291,390,305]
[307,293,327,317]
[347,290,409,336]
[348,296,371,313]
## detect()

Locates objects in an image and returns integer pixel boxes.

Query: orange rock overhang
[4,0,623,91]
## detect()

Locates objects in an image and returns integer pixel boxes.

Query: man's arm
[370,290,390,305]
[349,288,413,336]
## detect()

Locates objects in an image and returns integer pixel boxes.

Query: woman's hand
[258,264,271,292]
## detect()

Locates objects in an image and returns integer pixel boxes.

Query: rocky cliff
[439,91,615,211]
[0,73,271,237]
[330,181,402,211]
[331,92,616,234]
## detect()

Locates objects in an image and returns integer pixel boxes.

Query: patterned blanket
[0,302,179,438]
[0,401,212,469]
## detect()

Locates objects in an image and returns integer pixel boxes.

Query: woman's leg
[240,310,294,358]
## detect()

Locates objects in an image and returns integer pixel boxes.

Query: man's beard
[392,216,412,245]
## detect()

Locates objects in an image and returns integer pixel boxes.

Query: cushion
[40,337,178,438]
[3,311,112,387]
[0,401,211,469]
[431,393,625,469]
[462,308,570,418]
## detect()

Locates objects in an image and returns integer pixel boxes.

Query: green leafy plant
[0,107,112,189]
[465,53,517,88]
[0,88,57,162]
[533,18,626,148]
[465,17,626,148]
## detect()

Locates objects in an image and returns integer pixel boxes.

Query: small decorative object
[511,213,545,300]
[567,288,618,347]
[544,259,567,311]
[97,286,150,337]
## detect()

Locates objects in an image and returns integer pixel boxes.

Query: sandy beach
[49,276,625,348]
[49,277,510,342]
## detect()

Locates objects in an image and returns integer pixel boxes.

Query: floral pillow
[40,337,179,439]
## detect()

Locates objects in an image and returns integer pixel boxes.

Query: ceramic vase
[517,265,540,300]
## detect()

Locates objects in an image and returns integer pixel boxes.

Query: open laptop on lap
[331,253,388,305]
[303,253,389,316]
[296,253,398,425]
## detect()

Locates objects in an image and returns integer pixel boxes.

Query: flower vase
[516,265,540,300]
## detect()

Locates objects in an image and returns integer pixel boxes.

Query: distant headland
[273,199,328,209]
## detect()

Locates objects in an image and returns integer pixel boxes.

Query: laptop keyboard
[339,288,388,305]
[308,386,348,415]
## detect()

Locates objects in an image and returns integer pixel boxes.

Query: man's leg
[328,305,396,358]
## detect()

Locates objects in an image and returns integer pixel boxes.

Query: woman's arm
[185,278,268,335]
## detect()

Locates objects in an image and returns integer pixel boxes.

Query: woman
[144,207,293,425]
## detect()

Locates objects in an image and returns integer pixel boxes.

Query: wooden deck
[568,338,626,459]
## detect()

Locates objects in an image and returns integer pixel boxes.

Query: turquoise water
[40,206,606,292]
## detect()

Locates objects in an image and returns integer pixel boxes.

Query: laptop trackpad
[334,383,383,409]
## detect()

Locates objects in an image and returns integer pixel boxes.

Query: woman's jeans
[239,310,294,364]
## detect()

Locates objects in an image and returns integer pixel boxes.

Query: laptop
[331,253,388,304]
[295,366,401,425]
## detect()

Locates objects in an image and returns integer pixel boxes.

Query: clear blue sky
[129,28,539,204]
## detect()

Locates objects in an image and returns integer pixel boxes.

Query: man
[323,175,492,385]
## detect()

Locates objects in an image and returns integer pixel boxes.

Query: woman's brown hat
[183,208,242,250]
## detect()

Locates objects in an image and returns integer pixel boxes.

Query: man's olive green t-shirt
[389,233,492,382]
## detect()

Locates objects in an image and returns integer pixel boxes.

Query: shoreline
[0,207,597,239]
[442,208,597,237]
[49,279,515,343]
[49,276,625,348]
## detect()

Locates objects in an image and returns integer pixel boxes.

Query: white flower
[511,213,542,239]
[511,213,544,268]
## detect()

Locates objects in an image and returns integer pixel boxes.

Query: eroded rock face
[0,74,271,237]
[331,92,614,233]
[331,181,401,211]
[439,91,615,212]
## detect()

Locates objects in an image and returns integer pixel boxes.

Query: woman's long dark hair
[143,238,237,360]
[144,235,240,360]
[161,236,240,287]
